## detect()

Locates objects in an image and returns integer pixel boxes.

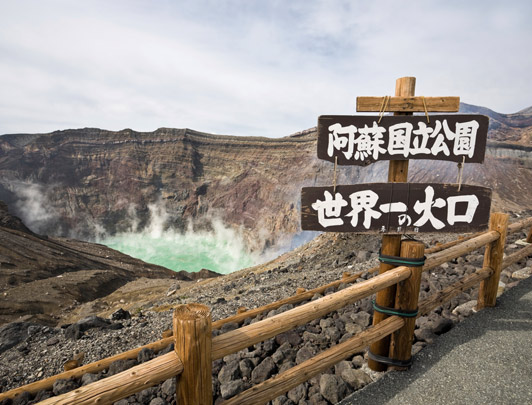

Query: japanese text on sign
[317,115,489,166]
[301,183,491,234]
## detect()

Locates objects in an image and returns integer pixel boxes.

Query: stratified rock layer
[1,105,531,252]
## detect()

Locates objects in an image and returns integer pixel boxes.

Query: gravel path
[340,267,532,405]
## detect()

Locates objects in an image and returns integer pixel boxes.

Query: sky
[1,0,531,138]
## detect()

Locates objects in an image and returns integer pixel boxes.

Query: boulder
[220,380,245,399]
[137,347,155,363]
[239,358,255,379]
[81,373,100,386]
[414,328,437,344]
[287,383,307,403]
[319,374,347,403]
[161,378,176,397]
[295,346,315,364]
[108,359,137,376]
[218,360,241,384]
[52,379,79,396]
[0,322,37,354]
[452,300,478,317]
[341,368,372,390]
[334,360,353,375]
[110,308,131,321]
[431,317,454,335]
[65,316,112,340]
[251,357,276,384]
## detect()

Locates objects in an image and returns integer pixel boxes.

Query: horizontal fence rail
[503,243,532,269]
[39,352,183,405]
[424,231,500,272]
[0,337,174,400]
[418,267,494,316]
[211,270,368,329]
[223,316,405,405]
[211,265,411,360]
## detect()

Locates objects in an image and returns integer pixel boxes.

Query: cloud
[0,0,531,137]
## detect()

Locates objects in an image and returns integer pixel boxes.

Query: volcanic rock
[0,322,38,354]
[319,374,348,403]
[251,357,276,384]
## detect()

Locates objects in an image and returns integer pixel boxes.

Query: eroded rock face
[0,128,332,252]
[1,111,531,254]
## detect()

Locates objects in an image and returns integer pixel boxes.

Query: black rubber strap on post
[372,300,419,318]
[378,250,426,267]
[367,350,412,368]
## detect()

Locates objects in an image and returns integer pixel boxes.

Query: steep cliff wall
[1,106,531,253]
[0,128,349,250]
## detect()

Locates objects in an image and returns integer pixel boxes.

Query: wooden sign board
[317,114,489,166]
[301,183,491,234]
[356,96,460,113]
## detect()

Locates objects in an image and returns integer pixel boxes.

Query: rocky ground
[1,214,531,405]
[0,201,222,326]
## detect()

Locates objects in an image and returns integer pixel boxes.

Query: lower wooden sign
[301,183,491,233]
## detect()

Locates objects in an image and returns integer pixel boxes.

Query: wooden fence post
[526,225,532,243]
[389,240,425,370]
[477,212,509,309]
[174,304,212,405]
[368,76,416,372]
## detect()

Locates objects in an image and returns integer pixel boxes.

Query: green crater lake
[99,227,257,275]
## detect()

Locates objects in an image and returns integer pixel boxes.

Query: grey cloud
[0,0,531,136]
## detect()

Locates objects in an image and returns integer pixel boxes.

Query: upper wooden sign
[317,114,489,166]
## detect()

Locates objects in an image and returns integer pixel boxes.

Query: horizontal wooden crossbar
[211,266,411,359]
[356,96,460,112]
[222,316,404,405]
[502,243,532,270]
[38,352,182,405]
[0,337,174,400]
[211,270,366,329]
[507,216,532,235]
[424,231,500,272]
[418,267,494,316]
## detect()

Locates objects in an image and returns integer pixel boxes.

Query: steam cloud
[7,182,315,274]
[97,200,260,274]
[9,181,63,235]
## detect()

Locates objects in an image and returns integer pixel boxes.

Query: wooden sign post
[300,76,492,372]
[370,76,416,372]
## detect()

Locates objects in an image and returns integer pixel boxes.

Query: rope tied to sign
[377,96,390,124]
[457,155,465,192]
[422,96,430,123]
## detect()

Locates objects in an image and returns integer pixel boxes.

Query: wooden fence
[1,213,531,405]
